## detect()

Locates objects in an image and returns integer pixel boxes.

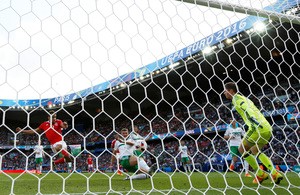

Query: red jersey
[39,120,63,145]
[87,157,93,165]
[111,139,119,153]
[111,139,116,149]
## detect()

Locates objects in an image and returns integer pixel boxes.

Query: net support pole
[176,0,300,25]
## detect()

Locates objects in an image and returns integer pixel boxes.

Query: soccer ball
[135,140,147,151]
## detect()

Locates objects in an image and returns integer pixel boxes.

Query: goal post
[0,0,299,194]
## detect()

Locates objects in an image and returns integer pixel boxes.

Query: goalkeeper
[224,82,283,184]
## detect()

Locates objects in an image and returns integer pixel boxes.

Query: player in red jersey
[87,154,93,173]
[111,134,123,176]
[16,110,72,170]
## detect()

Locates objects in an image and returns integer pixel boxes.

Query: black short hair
[121,128,128,132]
[225,82,237,93]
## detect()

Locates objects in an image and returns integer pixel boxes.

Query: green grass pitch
[0,172,299,194]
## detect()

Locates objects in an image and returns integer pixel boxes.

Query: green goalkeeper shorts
[120,156,138,173]
[245,124,272,145]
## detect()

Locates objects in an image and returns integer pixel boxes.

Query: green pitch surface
[0,172,299,194]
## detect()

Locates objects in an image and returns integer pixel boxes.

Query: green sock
[258,153,276,175]
[244,153,264,176]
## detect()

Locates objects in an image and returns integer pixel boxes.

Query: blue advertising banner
[287,113,300,121]
[0,0,298,107]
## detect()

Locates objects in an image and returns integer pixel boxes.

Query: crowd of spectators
[0,87,299,173]
[2,125,298,173]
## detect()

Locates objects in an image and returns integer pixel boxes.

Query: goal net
[0,0,299,194]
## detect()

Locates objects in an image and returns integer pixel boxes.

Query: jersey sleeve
[113,141,119,151]
[111,140,116,149]
[38,122,45,131]
[224,129,230,136]
[57,119,63,127]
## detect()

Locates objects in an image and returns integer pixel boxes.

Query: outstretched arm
[16,127,41,134]
[61,121,68,129]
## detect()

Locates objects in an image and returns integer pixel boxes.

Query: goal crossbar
[176,0,300,24]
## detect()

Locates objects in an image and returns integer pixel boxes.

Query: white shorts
[88,164,93,168]
[51,141,67,153]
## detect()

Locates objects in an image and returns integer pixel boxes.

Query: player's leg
[52,141,72,166]
[235,147,251,177]
[35,158,39,173]
[119,156,132,179]
[239,137,267,183]
[131,150,151,174]
[244,160,251,177]
[129,155,150,174]
[253,131,283,184]
[183,158,190,172]
[35,158,42,174]
[130,156,150,179]
[39,160,43,174]
[59,142,72,162]
[116,159,123,175]
[120,156,145,180]
[131,161,150,180]
[130,172,149,179]
[244,129,280,184]
[229,156,237,171]
[115,153,123,175]
[182,158,188,172]
[229,146,239,171]
[187,159,191,172]
[138,157,150,173]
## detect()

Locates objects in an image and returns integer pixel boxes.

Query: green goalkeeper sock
[258,153,277,175]
[244,153,264,176]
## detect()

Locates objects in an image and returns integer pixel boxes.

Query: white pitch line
[41,186,300,195]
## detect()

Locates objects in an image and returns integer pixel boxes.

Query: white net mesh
[0,0,300,194]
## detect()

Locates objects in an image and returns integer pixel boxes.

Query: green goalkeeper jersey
[232,94,271,132]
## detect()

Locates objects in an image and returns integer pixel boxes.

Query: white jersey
[114,139,135,159]
[179,145,188,158]
[129,132,144,142]
[224,127,245,146]
[34,145,44,158]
